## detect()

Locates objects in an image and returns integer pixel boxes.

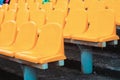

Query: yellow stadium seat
[104,0,120,25]
[46,10,66,28]
[0,21,38,57]
[51,0,57,6]
[29,2,40,10]
[40,2,53,11]
[87,0,105,11]
[26,0,35,7]
[64,9,88,38]
[9,0,17,4]
[0,21,17,46]
[2,4,8,11]
[30,8,45,30]
[0,9,4,25]
[69,0,85,10]
[72,9,119,42]
[4,9,16,22]
[37,0,42,3]
[15,23,66,64]
[16,6,29,28]
[17,0,27,9]
[9,3,18,11]
[55,0,68,11]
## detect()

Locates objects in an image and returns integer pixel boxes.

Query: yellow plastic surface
[55,0,68,11]
[46,10,65,28]
[2,4,8,11]
[69,0,85,10]
[0,9,4,25]
[0,21,38,57]
[30,4,45,30]
[4,9,16,22]
[40,2,53,11]
[64,9,88,38]
[104,0,120,25]
[16,6,29,28]
[72,9,119,42]
[15,23,66,64]
[0,21,17,46]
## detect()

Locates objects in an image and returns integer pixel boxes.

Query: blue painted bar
[77,45,93,74]
[81,50,93,74]
[23,66,38,80]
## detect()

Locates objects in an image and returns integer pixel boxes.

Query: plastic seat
[8,0,18,10]
[64,9,88,38]
[72,9,119,42]
[46,10,65,28]
[2,4,9,11]
[0,9,4,25]
[0,21,17,46]
[51,0,57,6]
[54,0,68,15]
[16,6,29,28]
[4,9,16,22]
[104,0,120,25]
[40,2,53,11]
[15,23,66,64]
[29,2,40,10]
[69,0,86,10]
[9,0,17,4]
[0,21,38,57]
[30,9,45,30]
[87,0,105,11]
[9,3,18,11]
[55,0,68,11]
[17,0,27,9]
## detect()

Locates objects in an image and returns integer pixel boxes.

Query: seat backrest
[16,7,29,28]
[4,9,16,22]
[46,10,65,28]
[0,21,17,46]
[30,9,45,30]
[55,0,68,11]
[29,2,40,10]
[9,3,18,11]
[69,0,85,10]
[33,23,63,57]
[87,9,116,36]
[17,0,27,8]
[9,0,17,5]
[64,9,88,35]
[40,2,53,11]
[104,0,120,25]
[2,4,9,12]
[87,0,105,11]
[0,9,4,25]
[12,21,38,50]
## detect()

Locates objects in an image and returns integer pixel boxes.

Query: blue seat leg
[78,45,93,74]
[23,66,38,80]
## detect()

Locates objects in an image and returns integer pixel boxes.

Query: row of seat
[5,0,120,25]
[0,0,66,64]
[0,21,66,64]
[0,0,119,43]
[0,0,119,64]
[64,9,119,42]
